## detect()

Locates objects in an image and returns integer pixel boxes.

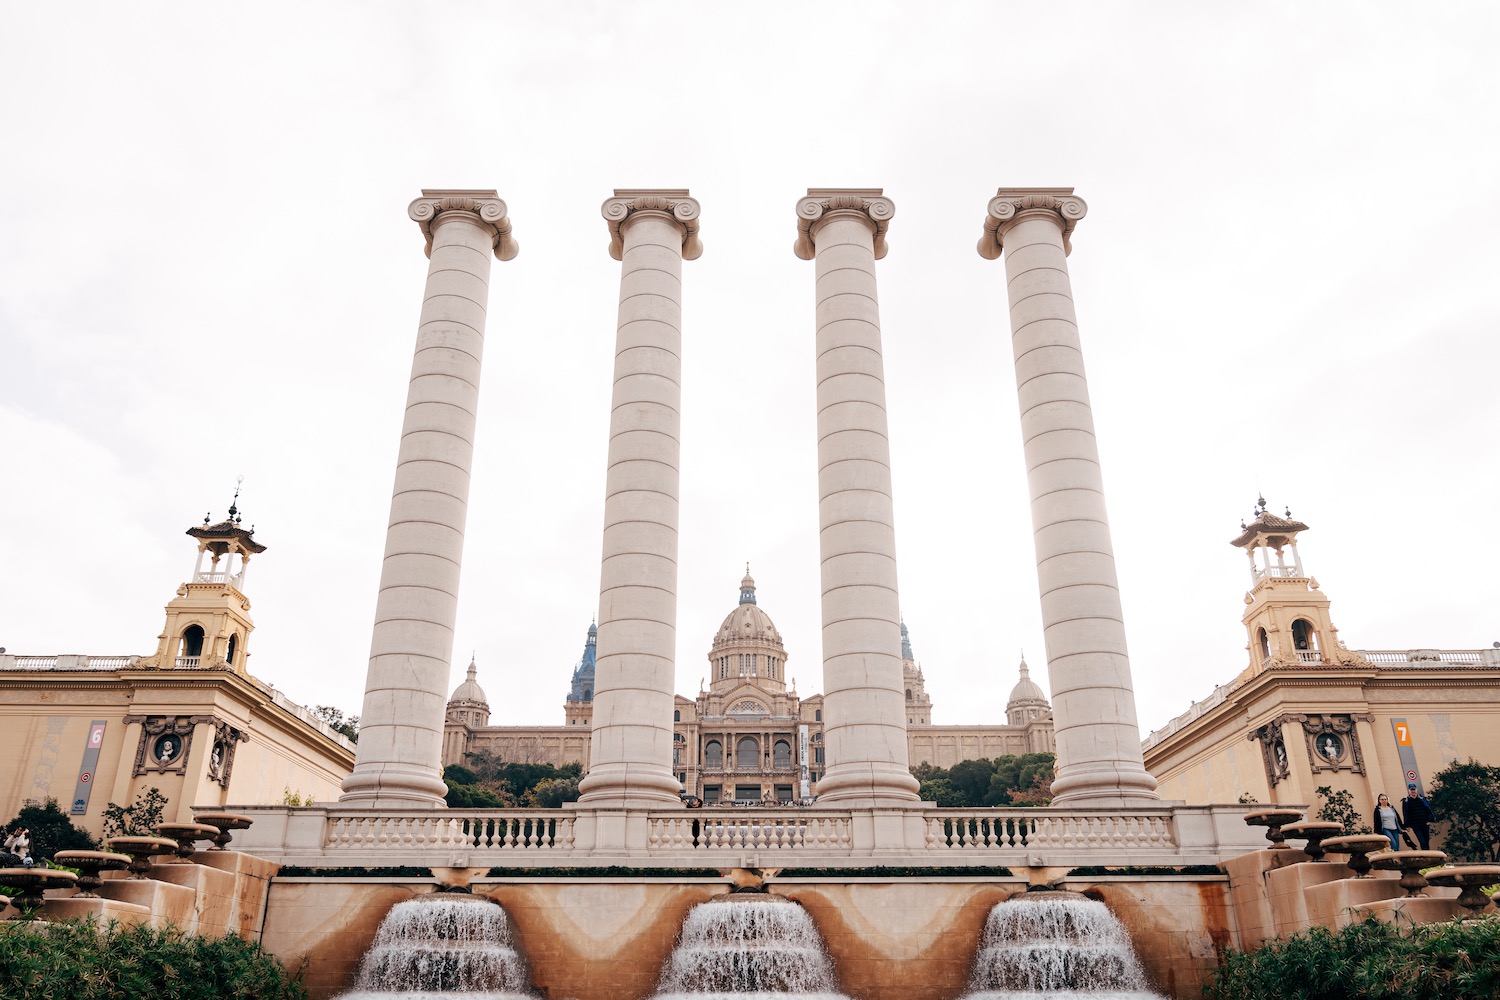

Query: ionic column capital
[977,187,1087,259]
[794,188,895,260]
[408,189,518,261]
[602,189,702,261]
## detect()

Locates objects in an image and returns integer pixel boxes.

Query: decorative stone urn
[1321,834,1393,878]
[0,868,78,911]
[1243,808,1305,849]
[52,850,132,896]
[106,836,180,879]
[1281,820,1345,862]
[1425,865,1500,916]
[1368,850,1449,897]
[192,812,254,851]
[156,822,225,858]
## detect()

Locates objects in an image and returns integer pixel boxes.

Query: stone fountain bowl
[52,850,133,897]
[1368,850,1449,897]
[1321,834,1394,878]
[106,836,182,878]
[0,868,79,909]
[1425,864,1500,914]
[191,812,254,850]
[1243,808,1305,848]
[1280,820,1347,861]
[156,822,226,857]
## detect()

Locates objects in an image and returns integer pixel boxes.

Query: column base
[576,764,685,809]
[1049,762,1160,807]
[339,764,449,807]
[814,764,921,807]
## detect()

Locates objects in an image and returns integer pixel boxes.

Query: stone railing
[229,802,1255,868]
[0,654,141,671]
[924,810,1176,852]
[646,810,852,852]
[326,811,574,853]
[1357,648,1499,666]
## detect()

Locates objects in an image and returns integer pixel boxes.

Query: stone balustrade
[228,801,1257,868]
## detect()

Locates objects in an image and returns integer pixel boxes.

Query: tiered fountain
[657,896,849,1000]
[963,890,1164,1000]
[337,893,536,999]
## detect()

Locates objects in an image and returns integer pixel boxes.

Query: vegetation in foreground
[1206,915,1500,1000]
[0,917,306,999]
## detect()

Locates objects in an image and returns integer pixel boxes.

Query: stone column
[977,187,1158,806]
[793,189,919,806]
[340,190,517,806]
[576,190,701,808]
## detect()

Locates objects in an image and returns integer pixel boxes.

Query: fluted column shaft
[341,190,516,806]
[978,187,1158,806]
[794,189,919,806]
[578,190,701,807]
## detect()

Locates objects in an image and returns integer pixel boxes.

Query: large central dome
[707,568,788,693]
[714,569,784,647]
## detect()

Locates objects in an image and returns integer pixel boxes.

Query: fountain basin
[337,894,535,999]
[657,897,848,1000]
[964,890,1164,1000]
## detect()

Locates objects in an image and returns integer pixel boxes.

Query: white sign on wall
[798,724,811,799]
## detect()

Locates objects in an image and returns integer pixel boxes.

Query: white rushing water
[337,894,536,1000]
[963,893,1165,1000]
[656,897,850,1000]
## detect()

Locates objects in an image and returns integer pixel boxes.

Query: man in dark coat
[1402,782,1435,850]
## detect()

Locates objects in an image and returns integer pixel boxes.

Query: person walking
[1402,782,1435,850]
[1372,794,1402,851]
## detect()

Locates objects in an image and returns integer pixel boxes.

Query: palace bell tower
[1232,497,1365,674]
[140,487,266,675]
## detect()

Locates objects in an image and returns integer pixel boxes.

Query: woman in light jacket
[1372,793,1402,851]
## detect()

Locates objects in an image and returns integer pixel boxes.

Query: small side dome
[449,656,489,708]
[1007,656,1049,709]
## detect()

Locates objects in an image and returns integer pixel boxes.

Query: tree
[524,776,581,809]
[1429,758,1500,862]
[910,754,1055,808]
[101,787,169,839]
[2,799,98,861]
[1314,785,1369,834]
[312,705,359,743]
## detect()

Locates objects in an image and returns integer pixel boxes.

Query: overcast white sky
[2,3,1497,742]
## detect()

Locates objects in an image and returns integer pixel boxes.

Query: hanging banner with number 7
[1390,718,1424,792]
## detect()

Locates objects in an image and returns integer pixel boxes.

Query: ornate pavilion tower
[140,489,265,675]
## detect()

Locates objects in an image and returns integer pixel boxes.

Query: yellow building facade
[0,502,354,837]
[1143,500,1500,815]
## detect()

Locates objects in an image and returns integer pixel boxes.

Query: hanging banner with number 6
[71,720,107,815]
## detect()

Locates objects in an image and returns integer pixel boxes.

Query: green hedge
[275,866,432,878]
[1208,915,1500,1000]
[0,918,305,999]
[1066,864,1223,877]
[775,866,1013,878]
[486,866,723,878]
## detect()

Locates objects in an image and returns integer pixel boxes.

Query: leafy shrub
[0,917,306,999]
[1207,915,1500,1000]
[1314,785,1369,835]
[101,787,169,839]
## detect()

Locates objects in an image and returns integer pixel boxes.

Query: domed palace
[444,569,1055,803]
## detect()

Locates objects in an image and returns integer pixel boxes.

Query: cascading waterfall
[656,897,850,1000]
[963,891,1164,1000]
[337,894,536,1000]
